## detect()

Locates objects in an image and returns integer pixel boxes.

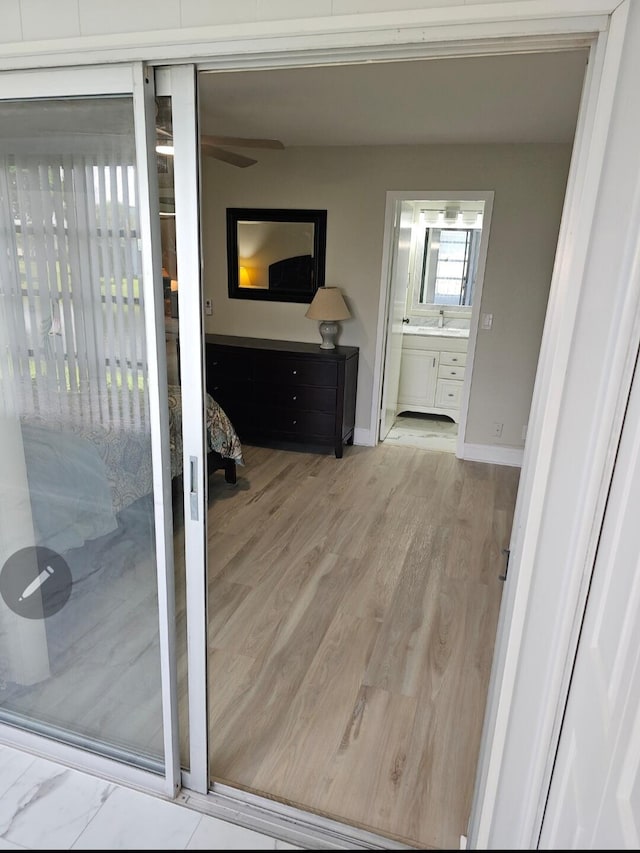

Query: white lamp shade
[305,287,351,321]
[239,266,252,287]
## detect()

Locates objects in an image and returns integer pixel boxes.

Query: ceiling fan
[200,134,284,168]
[156,124,284,168]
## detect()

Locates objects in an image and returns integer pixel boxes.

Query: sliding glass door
[0,66,179,792]
[154,65,209,793]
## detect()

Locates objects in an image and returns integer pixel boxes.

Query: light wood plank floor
[203,442,520,850]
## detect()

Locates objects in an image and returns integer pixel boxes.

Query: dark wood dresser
[204,334,359,458]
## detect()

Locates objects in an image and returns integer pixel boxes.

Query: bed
[268,253,314,291]
[19,384,243,554]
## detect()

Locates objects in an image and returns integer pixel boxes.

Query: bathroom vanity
[397,327,468,423]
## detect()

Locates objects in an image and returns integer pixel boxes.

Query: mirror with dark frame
[226,208,327,303]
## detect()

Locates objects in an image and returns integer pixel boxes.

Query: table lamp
[305,286,351,349]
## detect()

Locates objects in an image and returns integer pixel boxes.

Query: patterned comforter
[167,384,244,478]
[19,385,243,553]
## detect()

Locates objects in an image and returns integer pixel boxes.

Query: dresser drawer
[211,400,253,439]
[435,379,463,408]
[206,376,251,411]
[206,348,252,382]
[254,356,338,388]
[439,351,467,367]
[256,384,337,413]
[437,364,466,382]
[262,407,335,437]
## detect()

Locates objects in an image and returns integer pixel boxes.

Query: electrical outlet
[492,422,503,437]
[481,313,493,330]
[204,298,213,316]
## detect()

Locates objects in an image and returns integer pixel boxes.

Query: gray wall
[202,143,571,448]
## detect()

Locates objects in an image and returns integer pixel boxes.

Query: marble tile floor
[383,413,458,453]
[0,744,300,851]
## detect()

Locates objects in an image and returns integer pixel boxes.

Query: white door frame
[372,189,494,458]
[188,7,638,847]
[154,65,210,796]
[0,62,180,799]
[472,2,640,846]
[377,195,413,442]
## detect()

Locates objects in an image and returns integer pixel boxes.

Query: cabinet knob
[447,393,454,397]
[292,395,297,401]
[292,369,297,375]
[451,357,458,362]
[293,419,297,425]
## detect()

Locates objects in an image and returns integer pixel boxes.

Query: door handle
[189,456,198,521]
[499,548,510,581]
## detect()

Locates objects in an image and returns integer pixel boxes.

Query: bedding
[20,385,243,553]
[167,384,244,479]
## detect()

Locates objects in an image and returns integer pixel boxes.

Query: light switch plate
[481,313,493,329]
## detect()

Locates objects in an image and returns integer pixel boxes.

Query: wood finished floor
[202,442,520,850]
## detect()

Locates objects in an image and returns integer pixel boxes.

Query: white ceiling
[198,50,588,147]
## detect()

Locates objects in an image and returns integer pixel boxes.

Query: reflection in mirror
[238,220,314,290]
[420,227,482,306]
[409,200,485,310]
[227,208,327,303]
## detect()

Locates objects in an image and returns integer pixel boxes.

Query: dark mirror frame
[226,207,327,303]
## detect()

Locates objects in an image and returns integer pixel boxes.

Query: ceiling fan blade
[201,134,284,150]
[201,143,257,168]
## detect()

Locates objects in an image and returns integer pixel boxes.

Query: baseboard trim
[461,442,524,467]
[354,426,375,446]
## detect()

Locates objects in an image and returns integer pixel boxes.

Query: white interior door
[539,353,640,849]
[379,198,413,440]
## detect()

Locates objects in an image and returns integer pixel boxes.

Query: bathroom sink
[404,326,469,338]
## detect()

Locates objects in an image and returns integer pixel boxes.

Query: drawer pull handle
[451,358,458,362]
[448,393,454,397]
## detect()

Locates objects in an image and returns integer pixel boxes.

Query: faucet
[438,309,444,328]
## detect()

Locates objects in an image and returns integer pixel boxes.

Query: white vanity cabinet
[398,332,468,422]
[398,348,439,409]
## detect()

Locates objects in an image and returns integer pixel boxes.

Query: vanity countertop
[403,326,469,338]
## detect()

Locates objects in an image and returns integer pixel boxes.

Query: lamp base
[318,320,339,349]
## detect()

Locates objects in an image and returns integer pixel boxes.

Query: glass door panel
[0,95,165,768]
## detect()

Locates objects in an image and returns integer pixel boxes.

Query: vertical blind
[0,137,148,431]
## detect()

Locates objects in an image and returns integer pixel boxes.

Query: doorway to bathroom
[384,411,459,452]
[378,192,493,457]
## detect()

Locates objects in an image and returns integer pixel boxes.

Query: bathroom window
[405,199,486,316]
[420,228,480,306]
